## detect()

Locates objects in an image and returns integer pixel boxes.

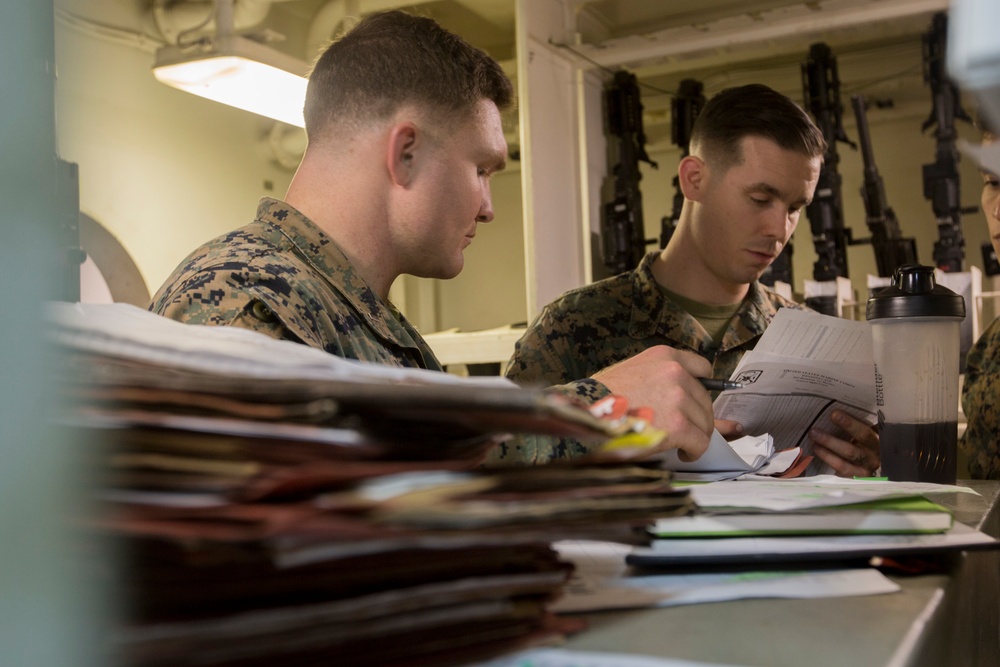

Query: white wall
[515,0,591,316]
[55,17,297,301]
[429,167,527,330]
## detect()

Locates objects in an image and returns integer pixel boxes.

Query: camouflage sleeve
[960,318,1000,480]
[149,267,305,346]
[481,379,612,467]
[505,306,588,386]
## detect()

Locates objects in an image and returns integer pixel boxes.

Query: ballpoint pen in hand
[697,377,743,391]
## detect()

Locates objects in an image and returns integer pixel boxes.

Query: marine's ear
[678,154,707,201]
[386,121,419,187]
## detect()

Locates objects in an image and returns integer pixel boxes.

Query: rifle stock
[921,12,975,272]
[602,71,657,275]
[659,79,704,249]
[851,94,918,277]
[802,42,856,284]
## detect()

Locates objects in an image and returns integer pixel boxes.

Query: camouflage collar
[628,251,674,339]
[628,251,779,351]
[740,281,784,322]
[713,282,786,351]
[254,197,401,342]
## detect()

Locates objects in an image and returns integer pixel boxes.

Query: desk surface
[563,481,1000,667]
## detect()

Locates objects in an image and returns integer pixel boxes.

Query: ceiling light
[153,33,309,128]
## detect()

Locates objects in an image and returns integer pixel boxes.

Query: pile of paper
[660,430,810,481]
[648,477,955,537]
[628,477,1000,570]
[51,303,692,667]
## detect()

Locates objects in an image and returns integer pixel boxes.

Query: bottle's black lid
[866,264,966,320]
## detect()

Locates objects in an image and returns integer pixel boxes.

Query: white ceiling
[269,0,955,148]
[58,0,959,148]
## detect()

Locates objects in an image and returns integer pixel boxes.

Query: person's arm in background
[960,318,1000,480]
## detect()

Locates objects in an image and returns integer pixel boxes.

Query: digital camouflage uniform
[150,198,440,369]
[150,197,606,465]
[505,251,805,392]
[960,316,1000,479]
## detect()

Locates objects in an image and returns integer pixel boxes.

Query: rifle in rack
[984,243,1000,277]
[850,94,918,277]
[601,70,658,276]
[802,42,857,282]
[921,11,976,272]
[659,79,704,249]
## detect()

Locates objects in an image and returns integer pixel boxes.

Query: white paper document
[660,431,801,481]
[548,540,899,614]
[627,522,997,568]
[713,309,878,475]
[684,476,979,512]
[47,302,516,388]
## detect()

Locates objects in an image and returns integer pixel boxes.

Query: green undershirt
[660,286,742,345]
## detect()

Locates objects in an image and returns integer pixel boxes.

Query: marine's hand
[591,346,714,461]
[715,419,745,440]
[809,410,881,477]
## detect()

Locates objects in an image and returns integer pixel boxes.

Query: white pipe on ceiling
[306,0,354,62]
[149,0,299,45]
[305,0,441,60]
[572,0,950,70]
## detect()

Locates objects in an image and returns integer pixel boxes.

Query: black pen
[698,377,743,391]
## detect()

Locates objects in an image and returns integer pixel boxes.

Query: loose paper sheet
[48,302,516,388]
[686,476,979,512]
[547,540,899,614]
[713,309,878,475]
[474,648,743,667]
[629,522,996,565]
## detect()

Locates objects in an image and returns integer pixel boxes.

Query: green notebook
[650,496,953,537]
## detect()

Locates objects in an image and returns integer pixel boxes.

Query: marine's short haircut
[689,83,826,171]
[303,10,514,140]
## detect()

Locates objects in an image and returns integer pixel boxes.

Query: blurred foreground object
[49,303,692,667]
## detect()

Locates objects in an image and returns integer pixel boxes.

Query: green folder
[650,496,953,537]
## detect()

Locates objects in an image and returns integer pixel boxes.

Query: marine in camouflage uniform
[150,198,441,370]
[960,316,1000,479]
[150,198,607,466]
[505,251,805,392]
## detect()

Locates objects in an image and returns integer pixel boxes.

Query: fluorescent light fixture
[153,34,309,128]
